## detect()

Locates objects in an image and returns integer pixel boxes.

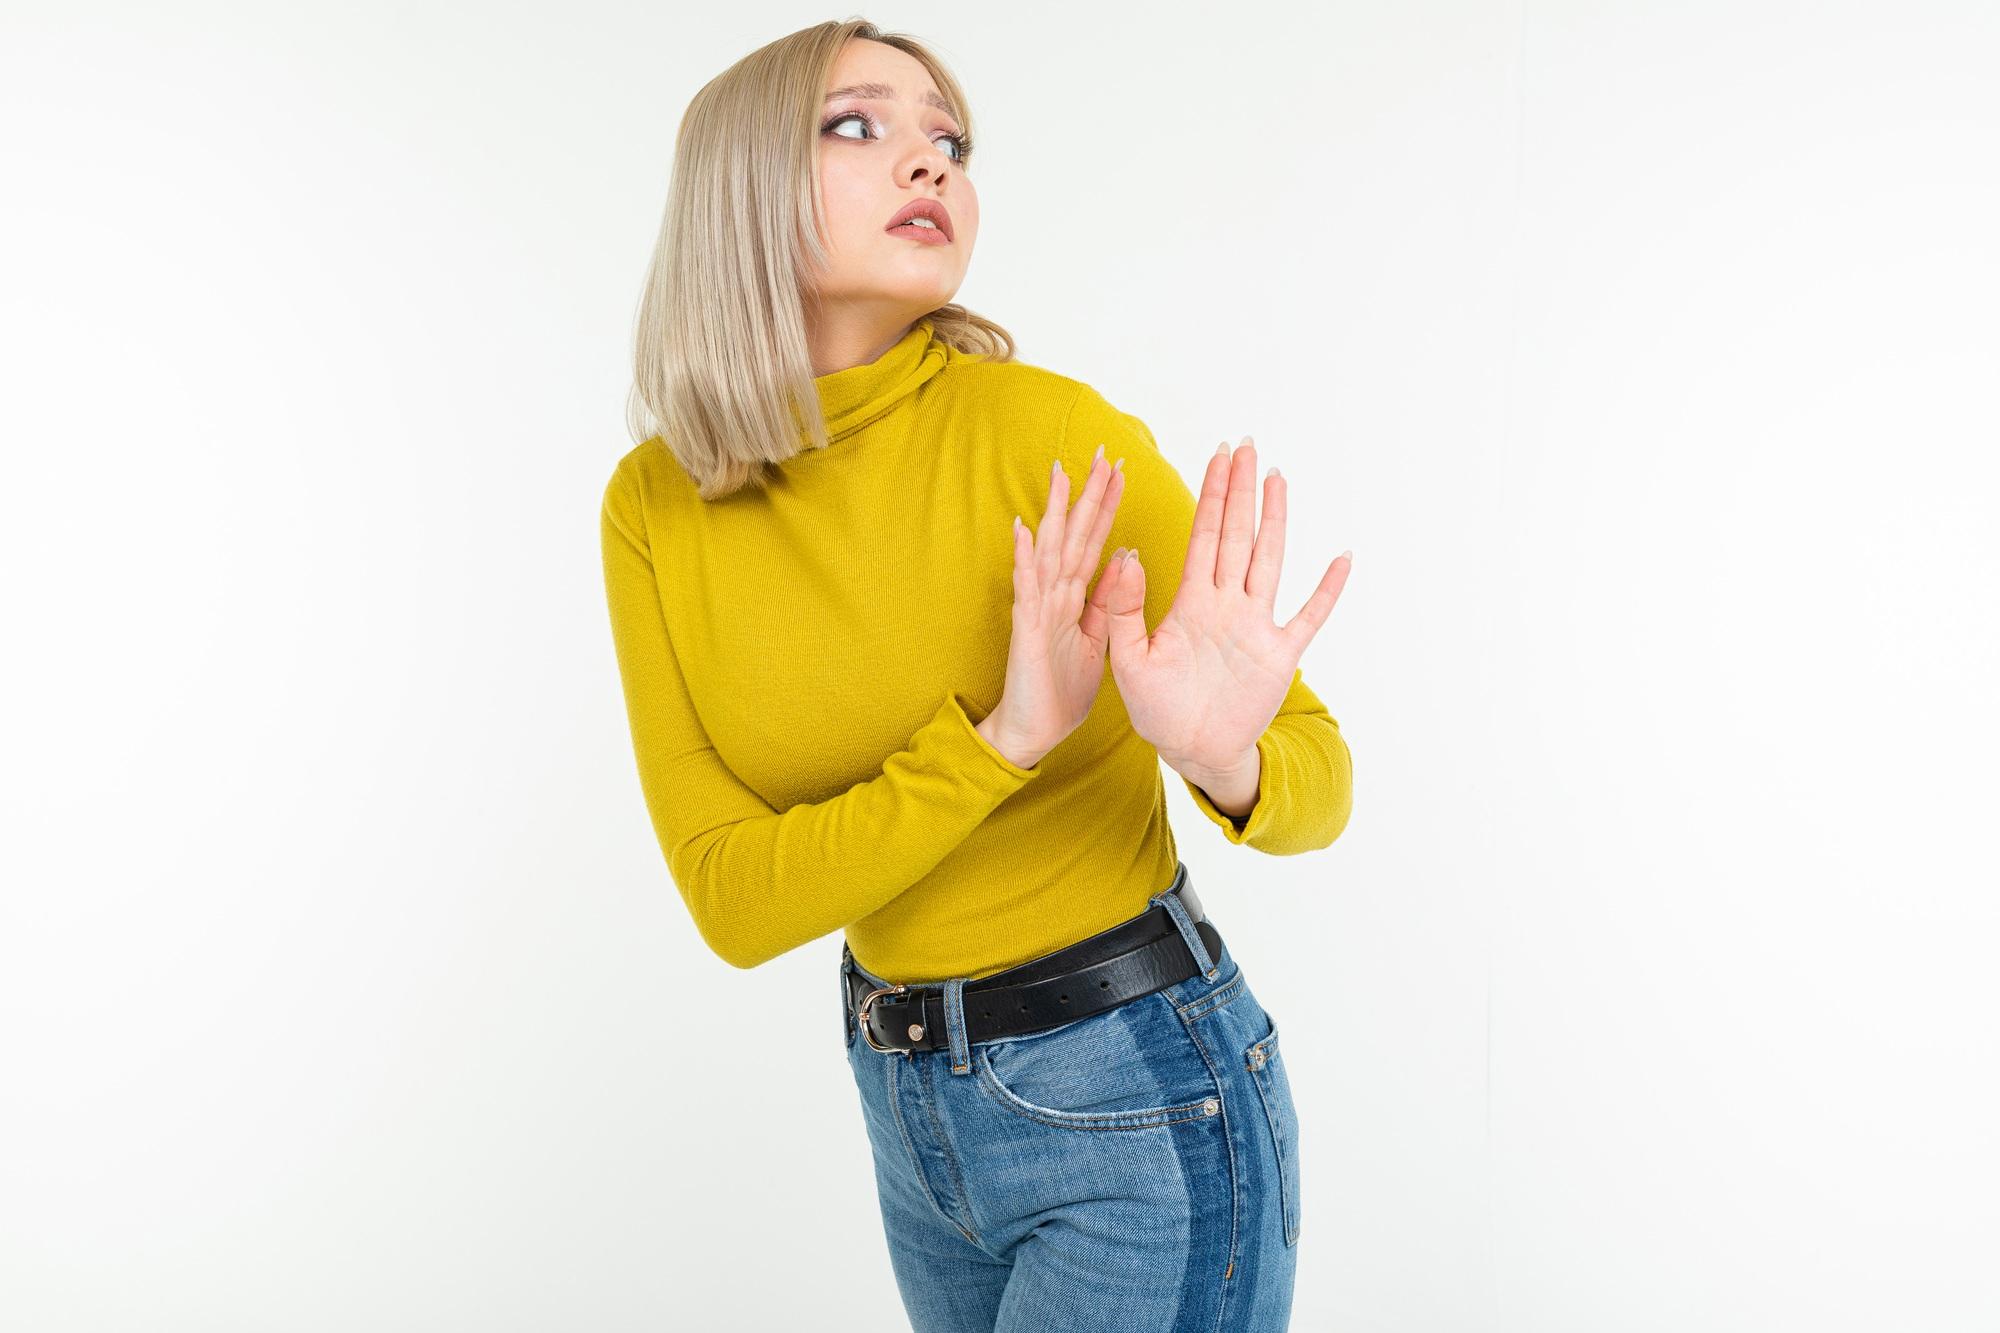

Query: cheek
[818,161,878,248]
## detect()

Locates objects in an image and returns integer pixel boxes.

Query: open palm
[991,446,1128,763]
[1103,439,1351,774]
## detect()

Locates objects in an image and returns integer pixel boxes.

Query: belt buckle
[855,982,912,1056]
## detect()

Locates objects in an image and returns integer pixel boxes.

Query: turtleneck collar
[809,317,949,444]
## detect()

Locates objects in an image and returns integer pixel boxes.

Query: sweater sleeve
[1056,384,1354,855]
[600,459,1045,969]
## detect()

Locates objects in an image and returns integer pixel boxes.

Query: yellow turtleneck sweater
[600,318,1353,981]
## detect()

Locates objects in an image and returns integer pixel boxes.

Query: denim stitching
[974,1037,1214,1125]
[1156,886,1218,979]
[1245,1018,1301,1247]
[972,1046,1222,1132]
[971,995,1225,1133]
[1175,971,1246,1021]
[914,1055,983,1244]
[1168,990,1243,1323]
[884,1051,957,1229]
[944,977,971,1075]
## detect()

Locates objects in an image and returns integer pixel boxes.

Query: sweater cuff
[939,690,1041,785]
[1183,733,1273,845]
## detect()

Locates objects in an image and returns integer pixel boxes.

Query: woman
[600,18,1355,1330]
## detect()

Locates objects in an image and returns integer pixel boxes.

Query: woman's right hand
[976,447,1129,769]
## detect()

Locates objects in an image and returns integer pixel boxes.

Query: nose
[900,135,955,188]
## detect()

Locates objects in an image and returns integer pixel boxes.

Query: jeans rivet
[1203,1098,1220,1115]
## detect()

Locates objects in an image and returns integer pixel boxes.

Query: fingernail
[1093,443,1105,463]
[1053,458,1063,476]
[1267,466,1279,479]
[1114,456,1125,472]
[1340,548,1353,561]
[1215,441,1229,456]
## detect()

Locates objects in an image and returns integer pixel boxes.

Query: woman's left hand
[1103,438,1351,780]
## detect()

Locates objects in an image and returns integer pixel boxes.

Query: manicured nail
[1093,443,1105,463]
[1114,456,1125,472]
[1053,458,1063,476]
[1267,466,1279,479]
[1340,548,1353,561]
[1215,441,1229,456]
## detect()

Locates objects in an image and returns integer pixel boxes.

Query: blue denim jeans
[839,876,1302,1331]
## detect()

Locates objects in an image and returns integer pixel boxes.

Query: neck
[807,303,923,376]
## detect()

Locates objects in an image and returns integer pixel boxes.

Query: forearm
[660,692,1039,968]
[603,462,1046,969]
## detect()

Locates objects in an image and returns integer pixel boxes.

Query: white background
[4,2,1996,1328]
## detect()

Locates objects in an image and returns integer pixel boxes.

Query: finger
[1011,513,1040,614]
[1244,466,1286,609]
[1037,457,1068,587]
[1059,446,1116,582]
[1103,547,1148,664]
[1215,437,1258,592]
[1279,549,1352,657]
[1182,443,1233,596]
[1072,457,1125,581]
[1078,544,1123,642]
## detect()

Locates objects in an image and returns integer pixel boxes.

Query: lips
[884,198,954,242]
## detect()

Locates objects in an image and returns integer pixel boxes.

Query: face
[806,39,979,333]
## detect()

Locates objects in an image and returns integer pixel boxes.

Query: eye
[823,110,872,142]
[820,110,973,165]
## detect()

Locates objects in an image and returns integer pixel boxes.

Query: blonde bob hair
[627,19,1016,501]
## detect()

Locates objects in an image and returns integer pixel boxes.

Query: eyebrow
[823,82,960,121]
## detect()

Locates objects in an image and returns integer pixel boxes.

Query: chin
[876,277,964,307]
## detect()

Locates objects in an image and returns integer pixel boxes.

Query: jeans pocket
[1246,1014,1302,1246]
[974,992,1224,1132]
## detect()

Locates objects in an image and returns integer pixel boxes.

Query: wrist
[975,708,1047,771]
[1173,746,1262,819]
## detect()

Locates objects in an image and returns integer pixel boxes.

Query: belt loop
[1152,864,1217,980]
[942,977,972,1074]
[840,945,856,1046]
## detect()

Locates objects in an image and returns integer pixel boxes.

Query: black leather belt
[843,868,1223,1058]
